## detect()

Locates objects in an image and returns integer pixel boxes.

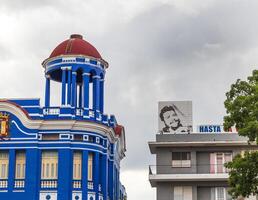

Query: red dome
[49,34,102,59]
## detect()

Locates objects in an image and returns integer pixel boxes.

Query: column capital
[92,75,101,79]
[83,72,91,76]
[45,74,51,79]
[61,66,72,70]
[72,71,77,75]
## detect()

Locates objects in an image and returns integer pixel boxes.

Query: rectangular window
[41,151,58,179]
[73,151,82,180]
[215,187,226,200]
[210,153,232,173]
[15,151,26,179]
[88,153,93,181]
[172,152,191,167]
[174,186,192,200]
[212,187,232,200]
[0,151,9,179]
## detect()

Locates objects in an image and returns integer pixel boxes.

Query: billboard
[197,125,238,133]
[158,101,193,134]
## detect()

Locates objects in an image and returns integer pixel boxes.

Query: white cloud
[120,169,156,199]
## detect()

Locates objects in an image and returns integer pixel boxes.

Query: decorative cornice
[0,101,117,142]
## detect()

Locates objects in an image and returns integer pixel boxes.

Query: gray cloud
[100,1,258,169]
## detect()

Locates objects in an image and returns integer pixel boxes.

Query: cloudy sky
[0,0,257,199]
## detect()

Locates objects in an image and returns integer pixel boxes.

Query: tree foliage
[224,69,258,142]
[223,69,258,199]
[225,151,258,199]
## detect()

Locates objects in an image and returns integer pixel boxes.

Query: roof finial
[70,34,83,39]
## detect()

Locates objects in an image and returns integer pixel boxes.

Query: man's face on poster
[162,110,180,129]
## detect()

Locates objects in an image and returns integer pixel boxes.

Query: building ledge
[149,173,228,187]
[148,137,257,154]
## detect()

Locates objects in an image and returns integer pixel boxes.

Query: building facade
[0,34,126,200]
[149,133,258,200]
[149,102,257,200]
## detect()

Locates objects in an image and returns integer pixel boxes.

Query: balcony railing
[41,179,58,189]
[43,107,60,115]
[149,164,230,175]
[88,181,94,190]
[0,179,8,188]
[14,179,25,188]
[73,180,82,189]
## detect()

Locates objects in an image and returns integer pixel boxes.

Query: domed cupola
[49,34,102,60]
[42,34,108,120]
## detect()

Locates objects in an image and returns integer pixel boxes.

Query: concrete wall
[197,187,211,200]
[156,148,196,174]
[156,133,248,143]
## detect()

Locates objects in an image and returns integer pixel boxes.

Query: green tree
[223,69,258,199]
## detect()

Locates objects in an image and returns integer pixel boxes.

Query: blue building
[0,34,126,200]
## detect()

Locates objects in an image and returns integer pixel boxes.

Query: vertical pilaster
[45,75,50,107]
[26,149,40,199]
[93,75,100,112]
[83,73,90,117]
[58,149,72,200]
[94,152,100,200]
[108,159,114,200]
[67,69,72,106]
[99,78,104,113]
[61,67,67,106]
[78,84,82,108]
[82,151,89,200]
[8,149,15,192]
[101,154,108,200]
[71,71,77,108]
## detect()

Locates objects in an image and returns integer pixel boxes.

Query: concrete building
[149,131,258,200]
[0,34,126,200]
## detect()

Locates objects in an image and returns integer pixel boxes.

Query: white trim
[29,113,43,117]
[59,134,70,140]
[72,72,77,75]
[58,114,73,117]
[46,61,105,71]
[92,75,101,79]
[149,173,229,182]
[38,131,107,140]
[21,105,40,108]
[0,140,105,148]
[13,190,25,192]
[96,137,100,144]
[83,135,89,141]
[12,121,37,137]
[0,146,110,155]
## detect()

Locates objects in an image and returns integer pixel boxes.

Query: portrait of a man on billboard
[158,101,193,134]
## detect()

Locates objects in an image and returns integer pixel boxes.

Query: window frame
[172,152,191,168]
[15,151,26,179]
[41,151,58,180]
[0,151,9,179]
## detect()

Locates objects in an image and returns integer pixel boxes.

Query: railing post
[45,75,50,107]
[71,71,77,108]
[67,68,72,106]
[61,67,67,106]
[82,151,89,200]
[83,72,90,118]
[93,75,100,117]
